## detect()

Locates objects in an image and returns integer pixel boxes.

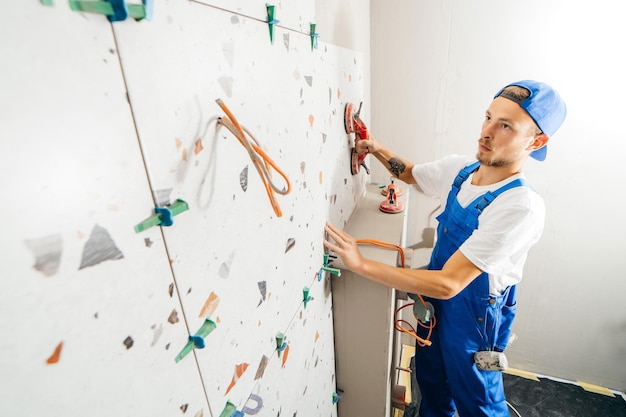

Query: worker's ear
[528,133,549,153]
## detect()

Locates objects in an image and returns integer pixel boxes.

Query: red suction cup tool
[379,181,404,214]
[344,102,356,134]
[382,183,404,197]
[344,101,370,175]
[350,148,361,176]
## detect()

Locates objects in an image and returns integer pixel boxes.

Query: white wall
[371,0,626,392]
[0,1,367,416]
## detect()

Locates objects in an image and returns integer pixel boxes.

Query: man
[324,80,566,416]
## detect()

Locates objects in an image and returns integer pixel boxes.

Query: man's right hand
[355,133,381,155]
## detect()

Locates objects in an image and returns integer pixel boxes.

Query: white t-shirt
[411,155,545,295]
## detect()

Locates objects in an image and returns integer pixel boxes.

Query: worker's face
[477,97,546,167]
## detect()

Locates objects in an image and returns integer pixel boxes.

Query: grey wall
[316,0,371,131]
[371,0,626,392]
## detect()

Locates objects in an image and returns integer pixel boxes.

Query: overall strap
[469,178,530,214]
[451,161,480,194]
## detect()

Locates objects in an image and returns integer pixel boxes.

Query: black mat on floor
[503,373,626,417]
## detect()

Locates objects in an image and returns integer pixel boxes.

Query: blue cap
[495,80,567,161]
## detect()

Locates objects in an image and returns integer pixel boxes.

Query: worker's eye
[501,123,510,129]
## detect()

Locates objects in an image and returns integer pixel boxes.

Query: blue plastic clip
[175,319,216,363]
[175,319,217,363]
[134,199,189,233]
[69,0,128,22]
[275,332,287,357]
[318,253,340,280]
[303,287,314,308]
[189,335,205,349]
[142,0,154,20]
[68,0,153,22]
[310,23,319,50]
[266,4,280,44]
[154,206,173,226]
[105,0,126,21]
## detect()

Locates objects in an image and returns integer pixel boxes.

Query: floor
[398,356,626,417]
[503,373,626,417]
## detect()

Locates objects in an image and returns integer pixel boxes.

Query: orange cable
[215,99,292,217]
[394,303,435,347]
[355,238,436,347]
[356,238,405,267]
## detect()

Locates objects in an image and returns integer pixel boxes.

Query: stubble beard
[476,151,514,168]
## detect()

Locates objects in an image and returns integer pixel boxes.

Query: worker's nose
[481,121,493,139]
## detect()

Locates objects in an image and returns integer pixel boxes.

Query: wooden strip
[577,381,615,397]
[504,367,540,382]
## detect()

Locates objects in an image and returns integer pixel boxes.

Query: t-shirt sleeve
[412,155,476,201]
[459,190,545,278]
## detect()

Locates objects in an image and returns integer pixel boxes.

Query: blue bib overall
[416,162,526,417]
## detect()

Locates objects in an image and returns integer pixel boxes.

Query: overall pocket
[494,300,517,352]
[494,285,517,351]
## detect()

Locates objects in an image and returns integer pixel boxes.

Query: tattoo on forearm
[388,157,406,178]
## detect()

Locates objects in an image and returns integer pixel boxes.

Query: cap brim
[531,145,547,161]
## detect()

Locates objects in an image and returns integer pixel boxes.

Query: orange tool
[379,180,405,214]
